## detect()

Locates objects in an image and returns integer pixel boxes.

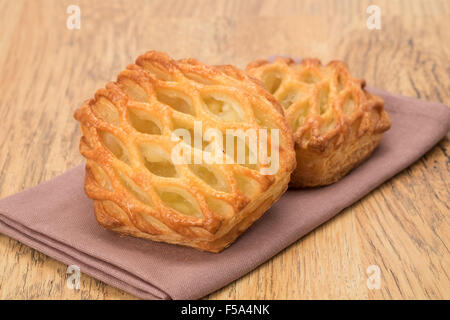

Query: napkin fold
[0,88,449,300]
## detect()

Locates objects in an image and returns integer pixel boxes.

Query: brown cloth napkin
[0,87,449,299]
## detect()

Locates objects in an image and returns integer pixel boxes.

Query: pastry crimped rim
[246,57,391,187]
[74,51,296,252]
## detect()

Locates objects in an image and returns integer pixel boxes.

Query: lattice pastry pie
[246,57,391,187]
[74,51,296,252]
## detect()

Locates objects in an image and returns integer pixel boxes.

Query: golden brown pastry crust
[246,57,391,187]
[74,51,296,252]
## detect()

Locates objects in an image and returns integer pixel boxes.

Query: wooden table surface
[0,0,448,299]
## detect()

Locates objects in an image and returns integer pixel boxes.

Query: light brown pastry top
[74,51,296,243]
[246,57,391,153]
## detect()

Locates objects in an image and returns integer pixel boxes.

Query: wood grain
[0,0,448,299]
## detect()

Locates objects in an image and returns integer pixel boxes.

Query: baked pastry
[246,57,391,187]
[74,51,296,252]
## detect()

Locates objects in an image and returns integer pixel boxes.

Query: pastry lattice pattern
[247,58,390,151]
[74,51,295,242]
